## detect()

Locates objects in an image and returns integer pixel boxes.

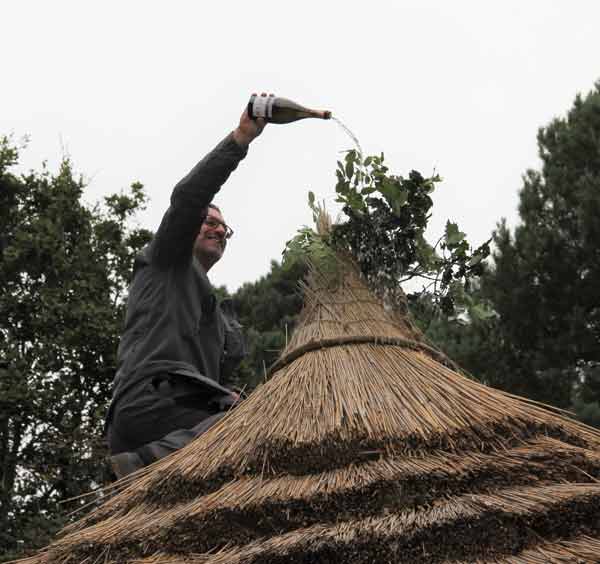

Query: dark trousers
[107,375,229,465]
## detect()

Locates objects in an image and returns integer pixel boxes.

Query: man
[106,98,267,478]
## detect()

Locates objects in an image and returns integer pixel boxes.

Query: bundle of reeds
[18,256,600,564]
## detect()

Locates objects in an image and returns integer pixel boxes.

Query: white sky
[4,1,599,291]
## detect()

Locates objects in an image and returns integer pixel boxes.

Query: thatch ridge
[37,439,600,561]
[138,419,593,505]
[70,484,600,564]
[285,261,425,347]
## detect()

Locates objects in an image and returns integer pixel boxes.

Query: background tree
[421,82,600,416]
[230,259,306,390]
[0,137,152,559]
[480,82,600,410]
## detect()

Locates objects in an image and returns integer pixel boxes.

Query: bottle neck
[308,109,332,120]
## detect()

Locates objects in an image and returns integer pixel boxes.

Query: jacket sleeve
[150,133,248,268]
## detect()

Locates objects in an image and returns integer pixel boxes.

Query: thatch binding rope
[268,333,460,375]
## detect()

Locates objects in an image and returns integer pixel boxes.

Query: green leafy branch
[284,149,494,318]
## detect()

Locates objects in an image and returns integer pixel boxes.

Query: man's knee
[110,411,227,480]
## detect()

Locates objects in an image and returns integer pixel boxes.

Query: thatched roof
[20,258,600,563]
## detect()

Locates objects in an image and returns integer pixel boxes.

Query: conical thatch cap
[20,257,600,563]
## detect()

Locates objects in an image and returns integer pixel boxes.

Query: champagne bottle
[247,95,332,124]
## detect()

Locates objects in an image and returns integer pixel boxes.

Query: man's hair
[200,203,222,227]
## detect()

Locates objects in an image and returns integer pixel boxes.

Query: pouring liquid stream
[330,116,368,194]
[332,116,364,159]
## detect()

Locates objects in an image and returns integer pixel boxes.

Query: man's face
[194,207,228,271]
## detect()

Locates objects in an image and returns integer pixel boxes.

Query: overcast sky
[4,1,600,291]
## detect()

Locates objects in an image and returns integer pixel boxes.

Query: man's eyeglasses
[203,216,234,240]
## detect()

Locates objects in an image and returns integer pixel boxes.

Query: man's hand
[232,92,270,148]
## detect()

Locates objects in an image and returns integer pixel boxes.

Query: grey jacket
[107,133,248,419]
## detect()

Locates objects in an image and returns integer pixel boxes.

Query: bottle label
[252,96,274,118]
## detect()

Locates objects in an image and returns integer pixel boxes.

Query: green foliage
[282,226,335,274]
[286,149,491,316]
[0,136,152,559]
[409,287,506,385]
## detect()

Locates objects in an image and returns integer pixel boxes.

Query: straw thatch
[18,256,600,563]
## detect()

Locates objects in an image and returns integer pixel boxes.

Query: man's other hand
[232,92,270,148]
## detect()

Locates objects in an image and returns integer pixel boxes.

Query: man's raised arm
[151,98,267,268]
